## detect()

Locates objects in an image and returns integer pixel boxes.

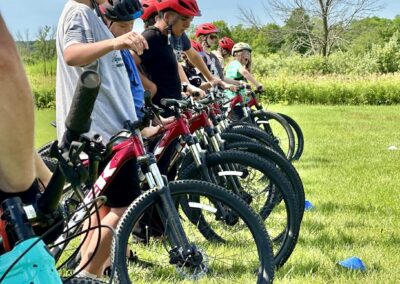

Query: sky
[0,0,400,40]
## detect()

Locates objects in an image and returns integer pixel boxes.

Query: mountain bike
[0,70,107,284]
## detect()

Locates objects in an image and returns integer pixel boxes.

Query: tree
[345,17,395,54]
[34,25,56,76]
[16,29,32,63]
[213,20,232,38]
[240,0,382,56]
[283,7,314,54]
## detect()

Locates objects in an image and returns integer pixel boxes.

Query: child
[225,42,264,91]
[56,0,148,278]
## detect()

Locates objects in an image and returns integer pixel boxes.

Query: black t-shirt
[140,27,191,107]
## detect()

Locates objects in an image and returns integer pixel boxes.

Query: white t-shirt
[56,0,137,143]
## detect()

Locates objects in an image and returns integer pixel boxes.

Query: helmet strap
[167,25,173,47]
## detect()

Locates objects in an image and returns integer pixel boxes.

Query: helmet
[195,23,219,38]
[141,0,157,21]
[100,0,143,21]
[190,39,203,53]
[232,42,252,55]
[155,0,201,17]
[219,37,235,54]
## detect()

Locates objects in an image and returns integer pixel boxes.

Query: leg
[78,206,127,276]
[0,15,35,193]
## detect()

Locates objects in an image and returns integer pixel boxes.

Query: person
[138,0,226,100]
[141,0,158,28]
[137,0,203,111]
[225,42,264,92]
[182,40,217,91]
[195,23,239,87]
[0,15,52,204]
[99,0,146,119]
[213,36,235,69]
[56,0,150,278]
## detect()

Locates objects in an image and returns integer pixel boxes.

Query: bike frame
[51,129,192,260]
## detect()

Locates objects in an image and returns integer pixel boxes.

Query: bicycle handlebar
[39,70,101,214]
[65,70,101,135]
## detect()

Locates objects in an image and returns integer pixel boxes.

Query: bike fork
[146,160,194,256]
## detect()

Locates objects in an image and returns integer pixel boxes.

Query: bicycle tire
[277,113,304,161]
[224,125,285,158]
[37,140,56,158]
[178,150,300,268]
[111,180,275,283]
[225,141,305,221]
[250,111,295,161]
[42,156,58,172]
[62,276,107,284]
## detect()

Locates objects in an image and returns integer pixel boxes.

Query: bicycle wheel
[224,125,285,158]
[111,180,275,283]
[37,140,56,158]
[249,111,295,160]
[62,276,107,283]
[178,150,300,268]
[277,113,304,161]
[224,141,305,221]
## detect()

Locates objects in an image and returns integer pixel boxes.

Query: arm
[64,32,148,67]
[139,71,157,97]
[0,15,36,192]
[178,64,206,98]
[185,48,215,82]
[130,51,157,97]
[223,77,241,86]
[239,66,263,88]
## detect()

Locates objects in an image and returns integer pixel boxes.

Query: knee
[109,207,128,218]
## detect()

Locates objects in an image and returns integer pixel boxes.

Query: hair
[144,15,157,27]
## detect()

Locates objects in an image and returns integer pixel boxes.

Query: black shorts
[0,179,39,204]
[100,158,141,208]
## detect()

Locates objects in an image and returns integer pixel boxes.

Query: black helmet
[101,0,143,22]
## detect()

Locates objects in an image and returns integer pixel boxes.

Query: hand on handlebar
[141,125,162,138]
[159,116,175,125]
[187,84,206,99]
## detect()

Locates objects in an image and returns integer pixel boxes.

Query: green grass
[35,108,56,148]
[270,104,400,283]
[35,105,400,283]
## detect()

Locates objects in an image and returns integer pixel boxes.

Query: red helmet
[141,0,157,21]
[219,37,235,53]
[195,23,219,38]
[155,0,201,17]
[190,39,203,53]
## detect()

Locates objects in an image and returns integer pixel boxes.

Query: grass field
[35,105,400,283]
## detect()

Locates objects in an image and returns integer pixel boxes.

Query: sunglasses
[208,34,218,40]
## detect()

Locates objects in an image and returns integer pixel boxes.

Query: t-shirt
[225,60,245,81]
[224,60,246,99]
[201,52,224,80]
[183,65,204,88]
[120,49,145,119]
[56,1,137,143]
[212,50,224,68]
[139,27,191,107]
[171,32,191,62]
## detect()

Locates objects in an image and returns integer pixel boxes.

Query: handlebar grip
[160,98,177,107]
[65,70,101,135]
[144,90,153,107]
